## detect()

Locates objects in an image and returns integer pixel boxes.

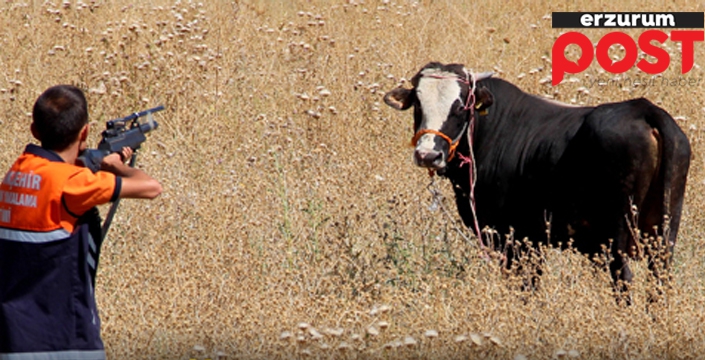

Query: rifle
[77,105,164,172]
[76,105,164,241]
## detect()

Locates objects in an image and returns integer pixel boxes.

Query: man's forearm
[102,162,150,180]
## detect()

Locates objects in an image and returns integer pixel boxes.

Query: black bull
[384,62,691,287]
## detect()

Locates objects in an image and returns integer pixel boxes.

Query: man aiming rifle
[0,85,162,360]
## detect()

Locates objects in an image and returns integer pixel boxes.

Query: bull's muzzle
[414,147,445,169]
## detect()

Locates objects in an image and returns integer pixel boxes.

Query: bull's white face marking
[415,69,463,152]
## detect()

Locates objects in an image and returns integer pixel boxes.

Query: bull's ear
[473,87,494,116]
[383,88,414,111]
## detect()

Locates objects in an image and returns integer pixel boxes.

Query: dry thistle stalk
[454,334,468,343]
[424,329,439,338]
[308,328,323,340]
[325,327,345,337]
[403,336,417,347]
[470,333,483,346]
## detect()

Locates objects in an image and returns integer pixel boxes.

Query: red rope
[457,121,486,252]
[415,71,489,254]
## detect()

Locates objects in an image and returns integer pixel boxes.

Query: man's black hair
[32,85,88,151]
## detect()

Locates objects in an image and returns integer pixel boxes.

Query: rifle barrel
[116,105,165,123]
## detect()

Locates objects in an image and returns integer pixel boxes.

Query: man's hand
[98,146,162,199]
[100,147,133,170]
[118,147,133,162]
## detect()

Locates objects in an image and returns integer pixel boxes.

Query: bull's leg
[626,208,671,305]
[609,247,634,305]
[504,236,544,294]
[646,244,671,305]
[637,166,683,303]
[609,216,639,305]
[640,230,673,303]
[630,155,674,303]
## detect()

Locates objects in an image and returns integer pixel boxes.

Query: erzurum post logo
[551,12,704,85]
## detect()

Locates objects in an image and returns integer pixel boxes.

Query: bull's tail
[641,98,691,256]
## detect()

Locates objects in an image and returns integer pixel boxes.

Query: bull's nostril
[431,151,443,164]
[414,149,444,168]
[414,150,425,163]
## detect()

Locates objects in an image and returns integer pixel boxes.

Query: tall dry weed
[1,0,705,359]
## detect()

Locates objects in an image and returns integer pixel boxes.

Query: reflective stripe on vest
[0,227,70,243]
[0,350,105,360]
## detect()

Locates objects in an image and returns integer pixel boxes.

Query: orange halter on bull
[409,71,478,163]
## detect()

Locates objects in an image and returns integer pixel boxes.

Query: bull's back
[470,82,593,241]
[551,98,688,255]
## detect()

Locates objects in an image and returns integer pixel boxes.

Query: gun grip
[77,149,110,173]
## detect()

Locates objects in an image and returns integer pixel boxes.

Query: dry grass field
[2,0,705,359]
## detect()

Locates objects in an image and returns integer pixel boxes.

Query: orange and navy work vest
[0,145,121,360]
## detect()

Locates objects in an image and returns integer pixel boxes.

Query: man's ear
[77,124,89,152]
[383,87,415,111]
[79,124,89,142]
[30,123,40,141]
[473,87,494,116]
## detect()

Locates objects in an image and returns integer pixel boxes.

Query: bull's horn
[473,72,495,81]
